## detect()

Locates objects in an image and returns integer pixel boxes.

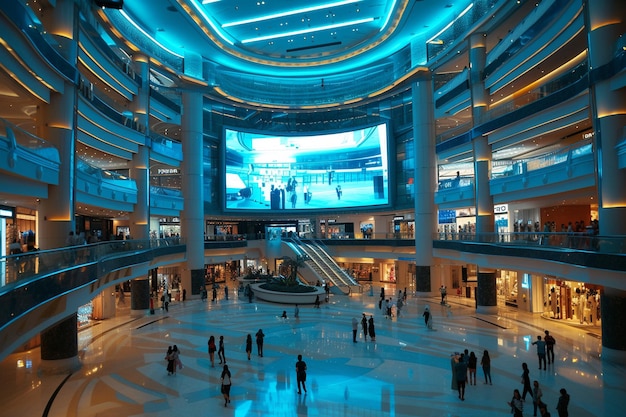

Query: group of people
[452,349,491,401]
[352,313,376,343]
[164,345,182,376]
[511,361,569,417]
[449,342,569,417]
[199,330,265,407]
[378,287,407,319]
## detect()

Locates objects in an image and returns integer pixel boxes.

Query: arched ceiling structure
[108,0,474,77]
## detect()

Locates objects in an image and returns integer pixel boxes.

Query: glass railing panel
[433,232,626,254]
[0,239,185,289]
[491,140,593,179]
[0,119,60,162]
[479,61,588,125]
[150,133,183,161]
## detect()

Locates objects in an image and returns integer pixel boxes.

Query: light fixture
[221,0,362,28]
[241,18,374,44]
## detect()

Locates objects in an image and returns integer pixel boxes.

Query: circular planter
[250,283,325,304]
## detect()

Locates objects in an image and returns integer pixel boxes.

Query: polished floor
[0,286,622,417]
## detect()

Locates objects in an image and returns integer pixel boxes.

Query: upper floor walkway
[1,233,624,361]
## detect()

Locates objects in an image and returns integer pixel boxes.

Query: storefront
[542,278,601,326]
[392,216,414,239]
[320,219,353,239]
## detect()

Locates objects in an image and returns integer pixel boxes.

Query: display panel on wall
[223,123,390,211]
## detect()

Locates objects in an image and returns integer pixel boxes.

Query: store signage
[0,208,13,218]
[494,204,508,214]
[393,216,404,221]
[157,168,180,175]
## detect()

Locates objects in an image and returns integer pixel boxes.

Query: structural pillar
[600,287,626,363]
[129,55,150,240]
[40,314,80,373]
[36,0,78,249]
[412,73,436,294]
[469,32,494,237]
[476,268,497,314]
[181,91,205,298]
[130,277,151,317]
[584,0,626,236]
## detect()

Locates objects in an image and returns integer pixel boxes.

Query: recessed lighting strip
[241,17,374,44]
[221,0,362,28]
[379,0,396,32]
[119,10,184,58]
[426,3,474,44]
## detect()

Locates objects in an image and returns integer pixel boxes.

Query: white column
[181,91,205,296]
[412,74,436,293]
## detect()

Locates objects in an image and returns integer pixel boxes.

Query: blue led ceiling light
[426,3,474,44]
[241,18,375,44]
[119,9,184,58]
[189,0,234,45]
[379,0,396,32]
[221,0,362,28]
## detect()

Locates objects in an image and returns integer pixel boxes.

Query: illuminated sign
[494,204,508,214]
[157,168,180,175]
[0,208,13,218]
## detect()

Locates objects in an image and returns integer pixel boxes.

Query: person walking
[294,304,300,318]
[295,354,307,394]
[220,364,232,407]
[208,335,216,367]
[521,362,532,401]
[480,350,492,384]
[245,334,252,360]
[508,389,524,417]
[314,295,320,308]
[212,286,217,302]
[351,317,358,343]
[256,328,265,357]
[218,335,226,364]
[423,305,432,329]
[224,284,229,300]
[532,335,547,370]
[544,330,556,364]
[533,380,544,417]
[173,345,183,371]
[368,316,376,341]
[556,388,570,417]
[455,353,468,401]
[168,345,180,376]
[165,346,174,375]
[468,351,477,385]
[361,313,368,341]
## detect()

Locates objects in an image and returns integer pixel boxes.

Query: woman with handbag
[220,364,232,407]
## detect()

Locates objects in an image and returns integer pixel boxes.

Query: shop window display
[544,281,600,326]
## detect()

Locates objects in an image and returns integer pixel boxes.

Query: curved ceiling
[112,0,474,77]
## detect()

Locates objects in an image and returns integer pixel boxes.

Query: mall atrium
[0,0,625,416]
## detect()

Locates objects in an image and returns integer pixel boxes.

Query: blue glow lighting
[222,0,362,28]
[379,0,396,32]
[241,17,375,44]
[426,3,474,44]
[118,9,183,58]
[189,0,234,45]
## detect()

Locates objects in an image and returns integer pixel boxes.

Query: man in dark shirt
[296,354,307,394]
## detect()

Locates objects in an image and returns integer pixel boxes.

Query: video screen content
[224,124,389,211]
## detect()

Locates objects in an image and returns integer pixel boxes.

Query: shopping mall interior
[0,0,625,416]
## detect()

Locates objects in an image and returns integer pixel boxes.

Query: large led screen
[224,124,389,211]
